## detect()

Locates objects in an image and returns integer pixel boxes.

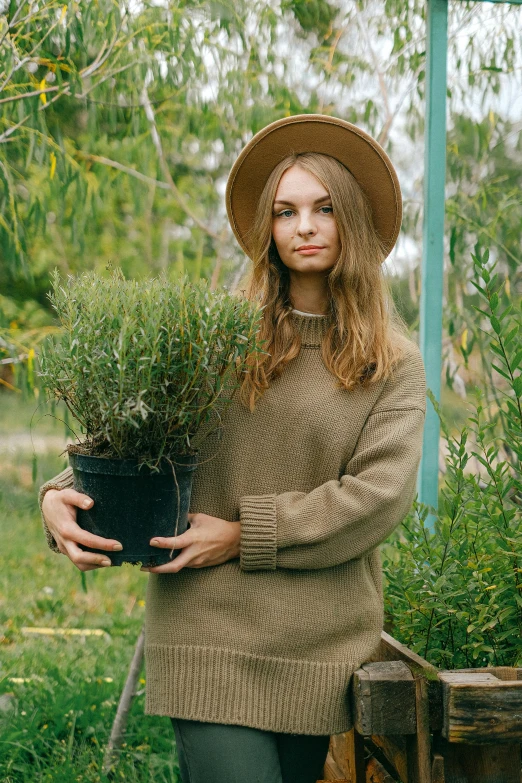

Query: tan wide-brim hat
[225,113,402,261]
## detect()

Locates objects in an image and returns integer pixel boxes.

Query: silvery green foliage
[383,247,522,668]
[38,267,264,467]
[2,0,521,278]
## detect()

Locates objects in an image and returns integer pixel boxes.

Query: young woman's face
[271,165,341,274]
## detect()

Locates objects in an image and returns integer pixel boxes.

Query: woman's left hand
[140,513,241,574]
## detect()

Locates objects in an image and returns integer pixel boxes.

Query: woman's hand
[41,488,123,571]
[140,512,241,574]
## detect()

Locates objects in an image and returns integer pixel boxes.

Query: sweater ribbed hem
[144,643,354,735]
[239,494,277,571]
[38,466,74,554]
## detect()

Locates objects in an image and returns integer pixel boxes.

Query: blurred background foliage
[1,0,521,339]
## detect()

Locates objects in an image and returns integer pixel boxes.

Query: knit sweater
[38,310,426,735]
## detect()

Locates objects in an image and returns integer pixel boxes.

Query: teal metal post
[417,0,448,526]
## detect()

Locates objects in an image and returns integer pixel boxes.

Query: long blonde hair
[237,152,409,412]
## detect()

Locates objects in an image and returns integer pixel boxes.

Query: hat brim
[225,114,402,260]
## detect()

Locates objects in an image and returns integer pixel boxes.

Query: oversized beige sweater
[38,310,426,735]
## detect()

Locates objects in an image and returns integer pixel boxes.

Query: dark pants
[171,717,330,783]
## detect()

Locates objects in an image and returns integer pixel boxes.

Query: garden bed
[318,631,522,783]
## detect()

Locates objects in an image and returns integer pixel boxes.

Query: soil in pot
[69,450,198,567]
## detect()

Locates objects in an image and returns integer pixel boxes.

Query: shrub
[37,267,264,469]
[383,247,522,669]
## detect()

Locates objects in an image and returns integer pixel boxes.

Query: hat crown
[226,114,402,262]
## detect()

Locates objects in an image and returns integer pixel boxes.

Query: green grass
[0,389,71,437]
[0,393,180,782]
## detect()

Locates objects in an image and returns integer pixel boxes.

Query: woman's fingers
[141,529,195,573]
[62,539,113,571]
[149,529,193,549]
[143,514,239,574]
[58,487,95,510]
[64,523,123,553]
[43,488,122,569]
[141,545,198,574]
[54,489,123,551]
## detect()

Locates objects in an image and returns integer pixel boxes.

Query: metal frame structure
[416,0,522,527]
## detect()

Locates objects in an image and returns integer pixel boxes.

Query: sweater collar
[289,309,332,347]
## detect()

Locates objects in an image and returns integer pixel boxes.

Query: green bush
[383,247,522,669]
[37,267,264,468]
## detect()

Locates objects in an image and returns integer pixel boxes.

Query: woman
[39,114,426,783]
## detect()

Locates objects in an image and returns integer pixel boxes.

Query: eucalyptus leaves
[38,268,264,468]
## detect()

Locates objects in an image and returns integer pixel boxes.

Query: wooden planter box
[317,631,522,783]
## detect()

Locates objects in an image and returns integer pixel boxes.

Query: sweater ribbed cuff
[239,494,277,571]
[38,466,75,554]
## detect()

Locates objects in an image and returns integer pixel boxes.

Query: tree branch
[76,151,172,189]
[140,85,220,241]
[355,12,393,146]
[0,86,60,106]
[102,624,145,775]
[0,113,29,143]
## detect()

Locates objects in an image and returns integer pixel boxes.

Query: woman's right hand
[41,488,123,571]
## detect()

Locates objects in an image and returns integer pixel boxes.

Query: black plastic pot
[69,451,198,567]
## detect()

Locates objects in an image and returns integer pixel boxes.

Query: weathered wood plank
[330,730,365,781]
[376,633,439,676]
[439,672,498,684]
[374,632,442,732]
[431,752,445,783]
[322,750,350,782]
[434,737,521,783]
[352,661,416,736]
[366,755,398,782]
[490,667,521,682]
[439,672,522,744]
[369,736,408,782]
[406,672,431,783]
[362,676,430,781]
[451,667,521,681]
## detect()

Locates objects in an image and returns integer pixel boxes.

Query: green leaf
[491,364,511,381]
[490,316,501,334]
[470,280,487,297]
[449,226,457,266]
[512,349,522,371]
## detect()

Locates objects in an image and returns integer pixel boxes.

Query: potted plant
[38,266,264,568]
